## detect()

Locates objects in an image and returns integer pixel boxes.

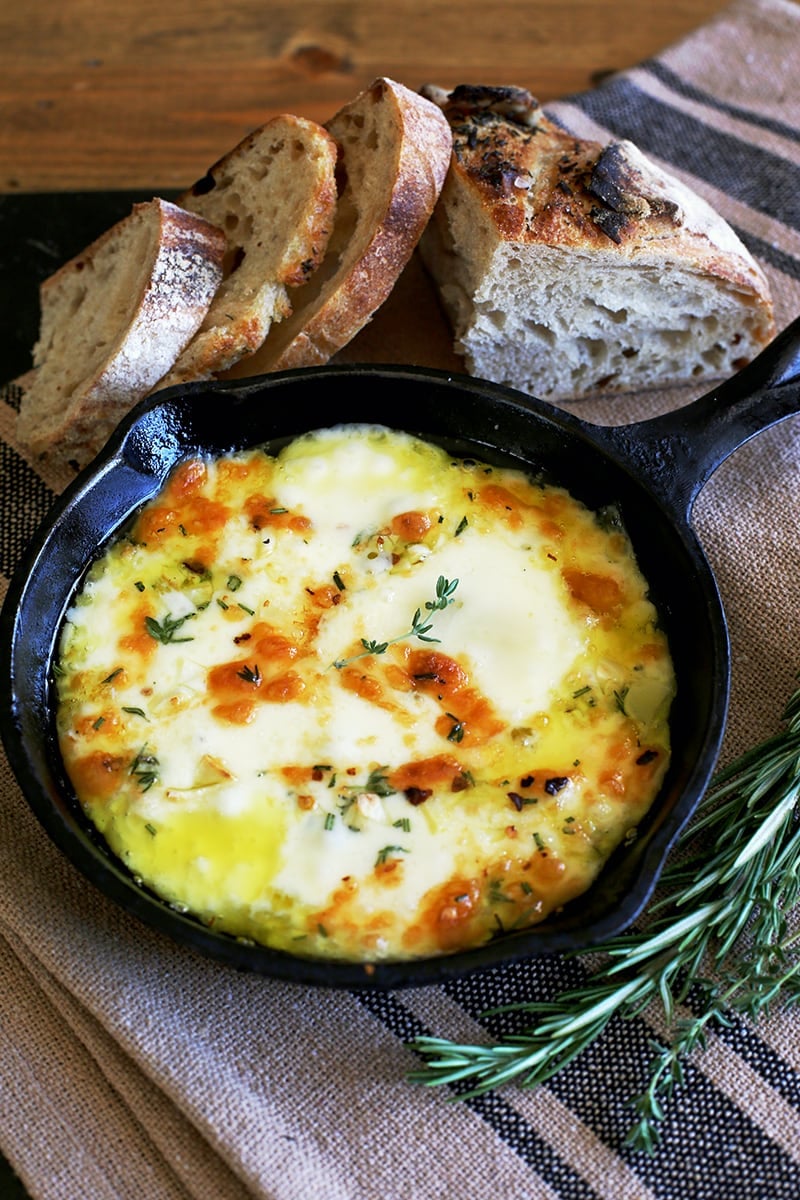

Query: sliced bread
[223,77,453,377]
[418,84,775,401]
[16,197,226,472]
[157,115,338,387]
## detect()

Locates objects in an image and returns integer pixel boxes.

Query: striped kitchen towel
[1,1,799,1197]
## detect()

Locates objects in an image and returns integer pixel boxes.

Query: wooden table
[2,0,729,193]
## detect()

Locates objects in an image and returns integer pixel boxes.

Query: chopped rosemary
[145,612,195,644]
[446,714,465,743]
[237,664,261,684]
[409,678,800,1154]
[122,706,148,720]
[341,766,395,799]
[333,576,459,669]
[129,745,159,792]
[375,845,410,866]
[488,879,513,904]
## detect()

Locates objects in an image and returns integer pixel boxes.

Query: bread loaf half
[16,198,226,472]
[418,84,775,401]
[158,115,338,387]
[224,77,453,376]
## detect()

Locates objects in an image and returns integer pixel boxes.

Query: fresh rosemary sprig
[409,679,800,1153]
[333,575,458,669]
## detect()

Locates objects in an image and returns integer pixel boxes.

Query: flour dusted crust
[16,198,226,472]
[419,84,775,400]
[224,78,453,376]
[157,115,338,387]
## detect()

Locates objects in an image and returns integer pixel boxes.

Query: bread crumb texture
[16,198,226,472]
[14,79,454,475]
[158,114,338,387]
[222,77,453,376]
[419,84,775,400]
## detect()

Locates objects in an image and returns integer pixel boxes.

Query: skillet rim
[0,362,730,989]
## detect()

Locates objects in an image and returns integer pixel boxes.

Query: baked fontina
[55,425,675,963]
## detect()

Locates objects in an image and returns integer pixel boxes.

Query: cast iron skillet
[2,319,800,990]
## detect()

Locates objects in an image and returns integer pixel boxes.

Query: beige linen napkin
[2,1,800,1197]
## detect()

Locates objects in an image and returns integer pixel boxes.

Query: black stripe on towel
[733,225,800,280]
[567,78,800,232]
[645,59,800,147]
[356,986,604,1200]
[443,963,800,1199]
[0,439,55,580]
[682,982,800,1114]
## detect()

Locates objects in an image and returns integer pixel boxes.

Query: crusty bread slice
[157,115,338,387]
[223,77,453,377]
[418,84,775,401]
[16,197,225,472]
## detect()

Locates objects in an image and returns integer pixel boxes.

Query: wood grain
[1,0,728,192]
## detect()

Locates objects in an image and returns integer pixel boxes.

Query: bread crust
[224,78,453,376]
[16,197,225,471]
[158,114,338,386]
[419,85,775,399]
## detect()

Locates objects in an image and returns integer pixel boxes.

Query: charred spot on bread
[189,171,217,197]
[588,143,681,223]
[418,81,775,400]
[588,204,628,244]
[426,83,542,130]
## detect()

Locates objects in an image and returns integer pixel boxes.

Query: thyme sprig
[409,679,800,1153]
[145,611,195,644]
[334,576,458,669]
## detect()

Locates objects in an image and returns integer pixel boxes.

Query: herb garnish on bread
[224,78,453,376]
[419,84,775,401]
[16,198,225,472]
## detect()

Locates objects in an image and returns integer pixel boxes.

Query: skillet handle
[593,315,800,522]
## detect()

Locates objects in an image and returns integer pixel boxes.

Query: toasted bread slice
[418,84,775,401]
[16,197,225,472]
[224,77,453,376]
[157,115,338,387]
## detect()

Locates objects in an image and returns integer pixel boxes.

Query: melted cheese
[55,425,675,962]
